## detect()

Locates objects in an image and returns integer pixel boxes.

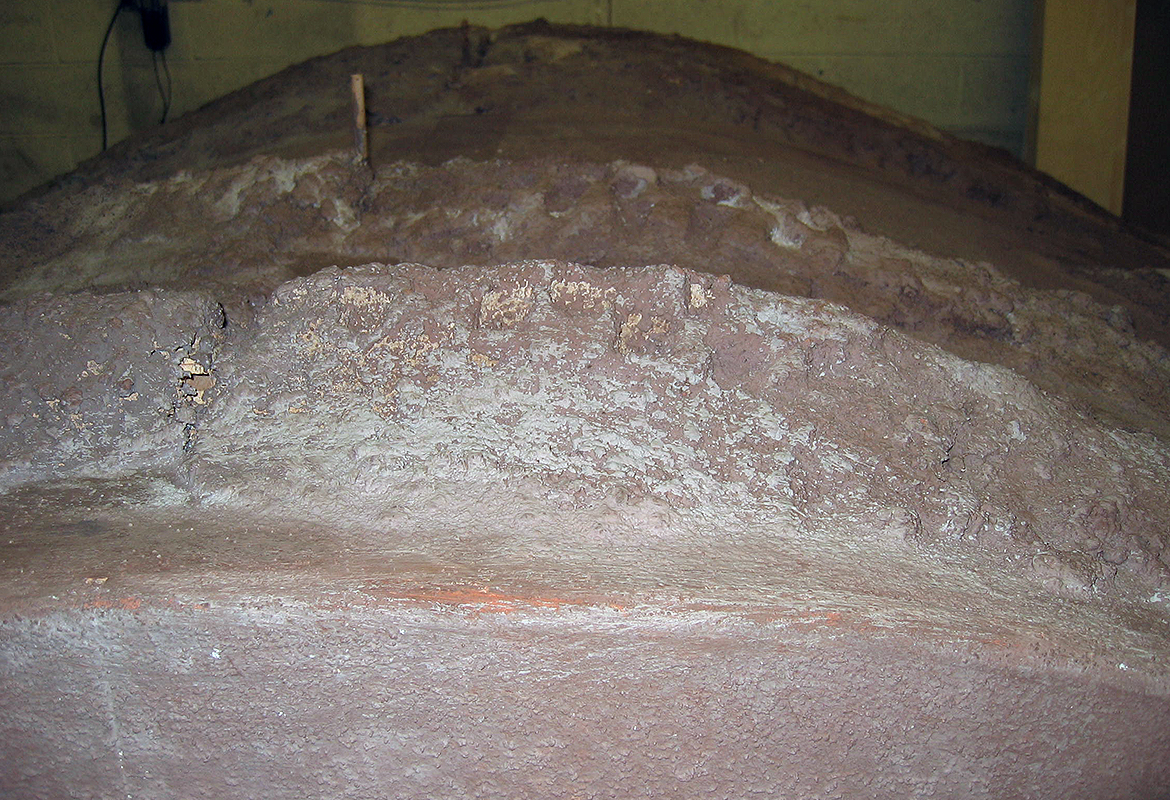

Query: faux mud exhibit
[1,22,1169,799]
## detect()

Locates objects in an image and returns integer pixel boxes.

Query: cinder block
[354,0,598,44]
[180,0,373,64]
[900,0,1033,57]
[164,58,292,113]
[63,56,323,157]
[613,0,1032,63]
[612,0,743,46]
[0,134,75,202]
[944,124,1025,155]
[0,0,55,65]
[736,0,908,55]
[615,0,909,55]
[68,132,102,170]
[177,0,597,62]
[958,55,1031,129]
[51,0,156,65]
[90,61,174,145]
[778,53,964,125]
[0,63,94,136]
[98,57,299,152]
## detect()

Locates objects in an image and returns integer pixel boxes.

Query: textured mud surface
[6,153,1170,442]
[3,601,1169,800]
[2,22,1170,800]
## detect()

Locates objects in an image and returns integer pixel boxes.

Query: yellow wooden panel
[1033,0,1135,214]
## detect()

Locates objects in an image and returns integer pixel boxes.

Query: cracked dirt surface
[2,21,1170,800]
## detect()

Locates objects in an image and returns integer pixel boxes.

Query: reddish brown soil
[1,22,1169,800]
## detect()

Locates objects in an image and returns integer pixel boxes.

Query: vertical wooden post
[351,73,369,168]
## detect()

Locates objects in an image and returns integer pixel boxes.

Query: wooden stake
[350,73,369,168]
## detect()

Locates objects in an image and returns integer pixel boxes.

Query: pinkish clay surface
[1,22,1169,800]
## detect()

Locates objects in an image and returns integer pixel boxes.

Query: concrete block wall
[0,0,1033,205]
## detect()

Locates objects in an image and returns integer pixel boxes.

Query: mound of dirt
[1,22,1168,800]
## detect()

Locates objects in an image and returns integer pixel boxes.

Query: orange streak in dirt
[399,587,569,613]
[82,596,143,611]
[383,585,625,614]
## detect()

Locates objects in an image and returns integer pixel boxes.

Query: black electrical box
[139,0,170,52]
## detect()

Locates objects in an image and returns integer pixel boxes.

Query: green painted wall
[0,0,1033,204]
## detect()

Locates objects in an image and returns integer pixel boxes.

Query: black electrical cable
[153,49,172,125]
[97,0,133,151]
